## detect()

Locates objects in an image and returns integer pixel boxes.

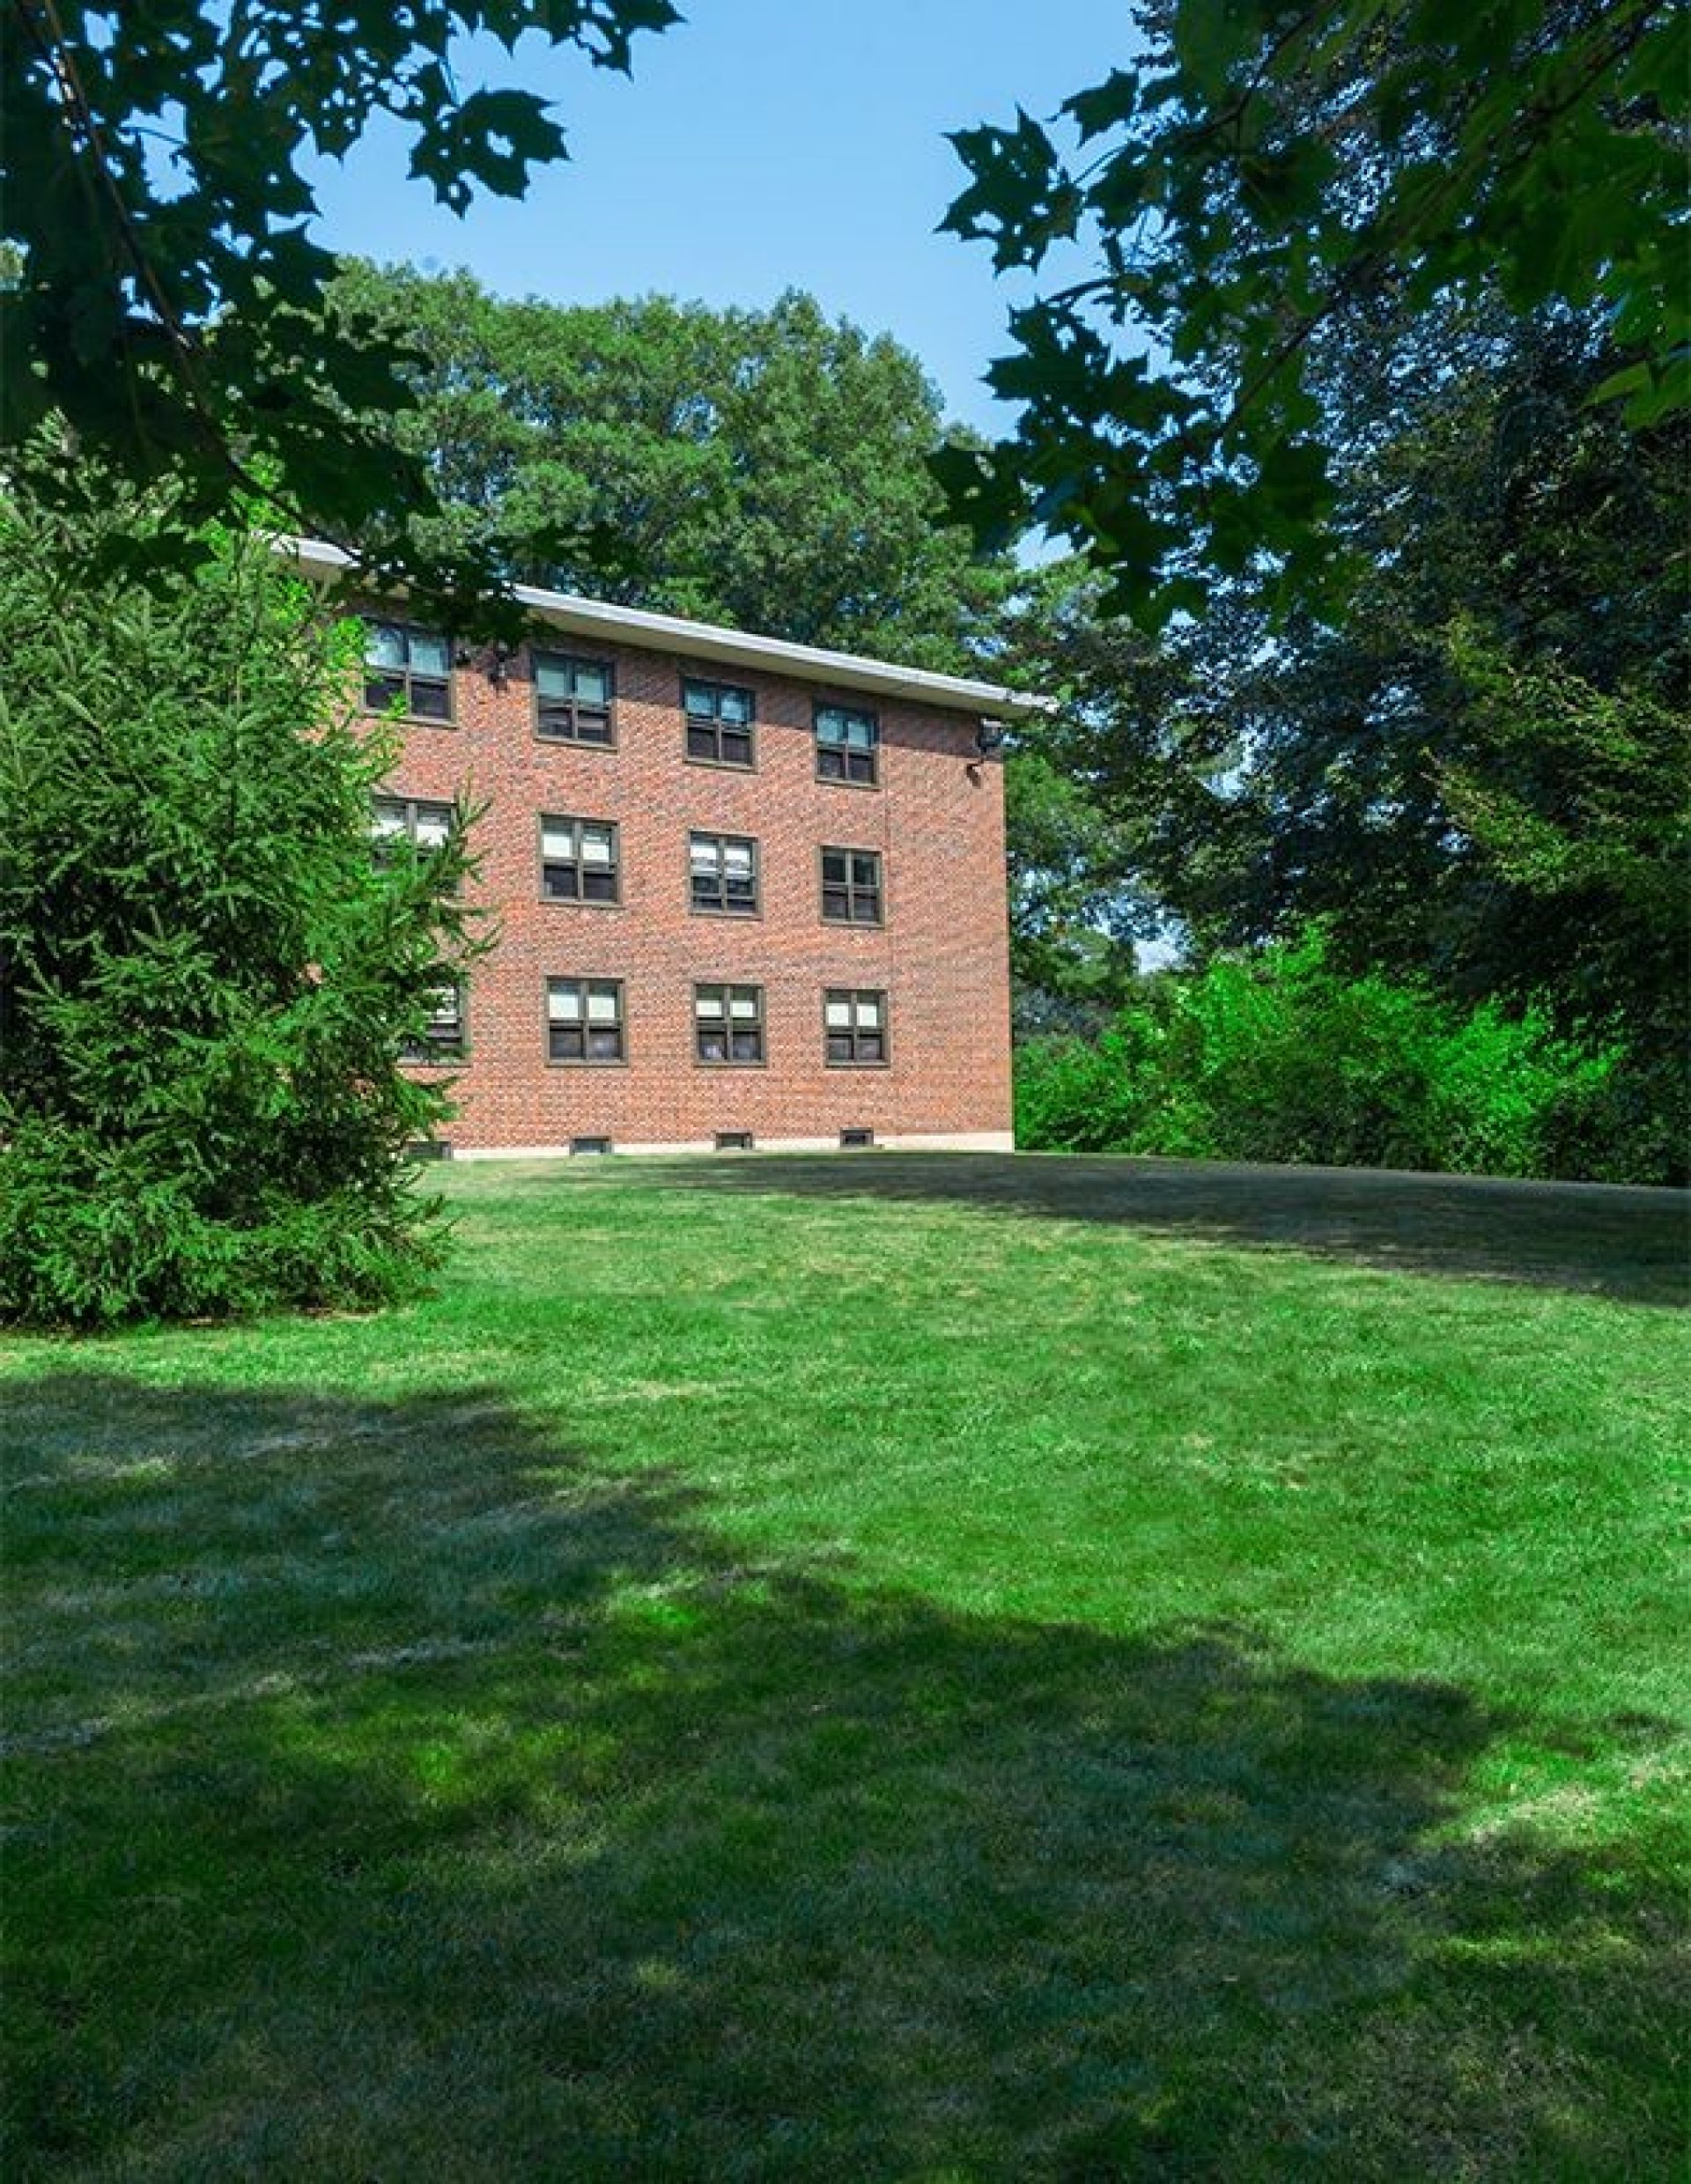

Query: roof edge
[278,536,1053,722]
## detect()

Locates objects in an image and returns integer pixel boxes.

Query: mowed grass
[4,1153,1687,2180]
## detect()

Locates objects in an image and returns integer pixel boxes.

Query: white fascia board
[280,535,1054,723]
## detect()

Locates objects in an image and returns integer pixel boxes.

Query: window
[540,815,619,904]
[373,795,454,859]
[404,984,465,1062]
[683,677,756,767]
[571,1136,613,1156]
[365,623,452,721]
[535,652,614,744]
[689,831,758,916]
[839,1128,875,1149]
[816,702,878,786]
[824,987,888,1066]
[695,984,764,1064]
[547,978,625,1063]
[820,845,882,924]
[715,1131,754,1151]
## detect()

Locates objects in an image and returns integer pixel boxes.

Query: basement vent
[406,1139,454,1162]
[715,1131,754,1151]
[570,1135,613,1156]
[838,1128,875,1149]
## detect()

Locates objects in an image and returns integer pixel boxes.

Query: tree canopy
[330,265,1011,672]
[1013,305,1688,1175]
[937,0,1686,623]
[0,0,676,618]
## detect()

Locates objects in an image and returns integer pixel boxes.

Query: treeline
[1015,933,1650,1184]
[1006,306,1688,1185]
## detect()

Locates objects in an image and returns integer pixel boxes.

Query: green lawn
[4,1154,1687,2180]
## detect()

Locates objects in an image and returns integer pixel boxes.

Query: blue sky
[306,1,1138,436]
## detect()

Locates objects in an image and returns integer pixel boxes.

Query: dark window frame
[823,986,890,1067]
[364,622,454,724]
[688,830,760,918]
[403,981,466,1065]
[815,699,879,787]
[683,675,757,770]
[545,976,627,1066]
[373,793,456,861]
[819,844,884,926]
[533,649,617,747]
[539,812,622,906]
[694,982,766,1066]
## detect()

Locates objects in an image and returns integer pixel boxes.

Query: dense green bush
[0,494,479,1326]
[1015,932,1635,1181]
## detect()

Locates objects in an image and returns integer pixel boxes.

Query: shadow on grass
[6,1376,1683,2179]
[642,1152,1690,1307]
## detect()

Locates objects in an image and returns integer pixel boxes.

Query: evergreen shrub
[0,498,479,1325]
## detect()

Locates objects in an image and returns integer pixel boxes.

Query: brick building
[292,540,1038,1157]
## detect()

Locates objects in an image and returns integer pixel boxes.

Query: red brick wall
[380,638,1013,1152]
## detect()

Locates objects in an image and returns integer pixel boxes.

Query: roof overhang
[280,535,1053,724]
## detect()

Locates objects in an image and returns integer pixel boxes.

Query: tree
[1034,309,1689,1177]
[327,266,1012,672]
[1,1,677,620]
[936,0,1686,623]
[0,476,480,1324]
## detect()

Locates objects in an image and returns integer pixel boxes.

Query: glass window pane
[720,689,750,725]
[587,1028,621,1059]
[410,631,450,677]
[581,827,614,864]
[826,1033,853,1061]
[372,799,407,838]
[723,843,753,875]
[414,808,452,847]
[548,985,581,1022]
[822,852,847,883]
[816,710,845,744]
[366,623,407,668]
[587,987,619,1022]
[687,724,717,756]
[690,838,719,873]
[825,998,852,1029]
[846,716,874,749]
[574,663,609,705]
[730,992,758,1019]
[858,997,882,1029]
[853,856,877,886]
[535,656,572,698]
[731,1033,760,1060]
[541,820,576,858]
[410,680,451,720]
[859,1033,885,1061]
